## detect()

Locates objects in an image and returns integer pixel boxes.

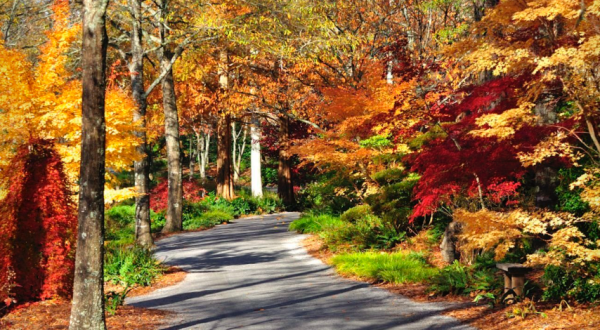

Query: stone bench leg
[502,271,525,303]
[502,271,514,302]
[512,274,525,297]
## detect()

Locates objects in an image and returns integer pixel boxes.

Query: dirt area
[0,267,186,329]
[302,235,600,330]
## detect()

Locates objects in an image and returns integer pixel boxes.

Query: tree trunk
[199,131,210,179]
[232,121,247,184]
[216,49,234,199]
[232,121,238,182]
[251,116,263,198]
[278,116,294,206]
[217,114,234,199]
[161,48,183,233]
[534,97,558,208]
[129,0,152,247]
[69,0,108,328]
[189,135,195,181]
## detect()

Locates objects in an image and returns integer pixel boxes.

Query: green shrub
[289,213,343,234]
[365,173,419,233]
[104,246,162,288]
[374,230,406,250]
[247,192,284,214]
[429,259,502,296]
[331,251,438,284]
[262,167,278,185]
[359,134,392,150]
[371,168,406,186]
[336,205,405,250]
[430,261,470,295]
[202,209,234,222]
[542,265,600,302]
[297,175,359,215]
[106,205,136,226]
[103,245,163,315]
[106,204,166,239]
[556,168,589,216]
[196,193,236,215]
[151,212,166,232]
[230,197,251,216]
[340,205,374,223]
[292,209,403,251]
[105,290,128,315]
[183,210,234,230]
[184,217,217,230]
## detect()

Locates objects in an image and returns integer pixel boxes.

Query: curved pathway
[127,212,474,330]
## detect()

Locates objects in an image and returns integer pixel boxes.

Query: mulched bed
[302,235,600,330]
[0,267,187,329]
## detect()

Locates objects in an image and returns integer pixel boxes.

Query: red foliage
[149,178,206,212]
[406,76,573,221]
[0,140,77,306]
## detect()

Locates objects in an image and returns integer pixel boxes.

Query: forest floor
[303,236,600,330]
[0,267,186,329]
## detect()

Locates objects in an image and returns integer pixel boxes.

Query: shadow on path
[128,212,474,330]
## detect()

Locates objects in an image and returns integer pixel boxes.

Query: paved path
[128,212,474,330]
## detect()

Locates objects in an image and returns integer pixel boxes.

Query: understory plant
[331,251,438,284]
[104,245,164,314]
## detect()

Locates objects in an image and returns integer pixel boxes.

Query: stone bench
[496,263,530,303]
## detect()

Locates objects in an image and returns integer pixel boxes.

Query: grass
[288,213,344,234]
[331,251,439,284]
[183,210,234,230]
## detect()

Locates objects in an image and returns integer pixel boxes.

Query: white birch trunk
[251,117,263,197]
[199,131,210,179]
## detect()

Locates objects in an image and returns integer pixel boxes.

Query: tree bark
[160,47,183,233]
[216,49,234,199]
[534,97,558,208]
[251,116,263,197]
[196,130,208,180]
[232,121,247,183]
[232,121,238,182]
[129,0,152,247]
[69,0,109,328]
[189,134,195,181]
[277,116,294,206]
[217,114,234,199]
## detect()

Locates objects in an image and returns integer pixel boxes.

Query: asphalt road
[127,212,474,330]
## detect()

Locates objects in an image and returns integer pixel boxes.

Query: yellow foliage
[456,208,599,269]
[471,103,536,140]
[105,187,138,205]
[518,131,582,167]
[0,2,139,203]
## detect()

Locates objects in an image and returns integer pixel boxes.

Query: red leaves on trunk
[0,140,77,306]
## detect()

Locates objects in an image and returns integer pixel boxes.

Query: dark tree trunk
[216,49,234,199]
[69,0,109,328]
[473,0,499,22]
[216,114,234,199]
[534,97,559,208]
[277,116,294,206]
[129,0,152,247]
[161,47,183,233]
